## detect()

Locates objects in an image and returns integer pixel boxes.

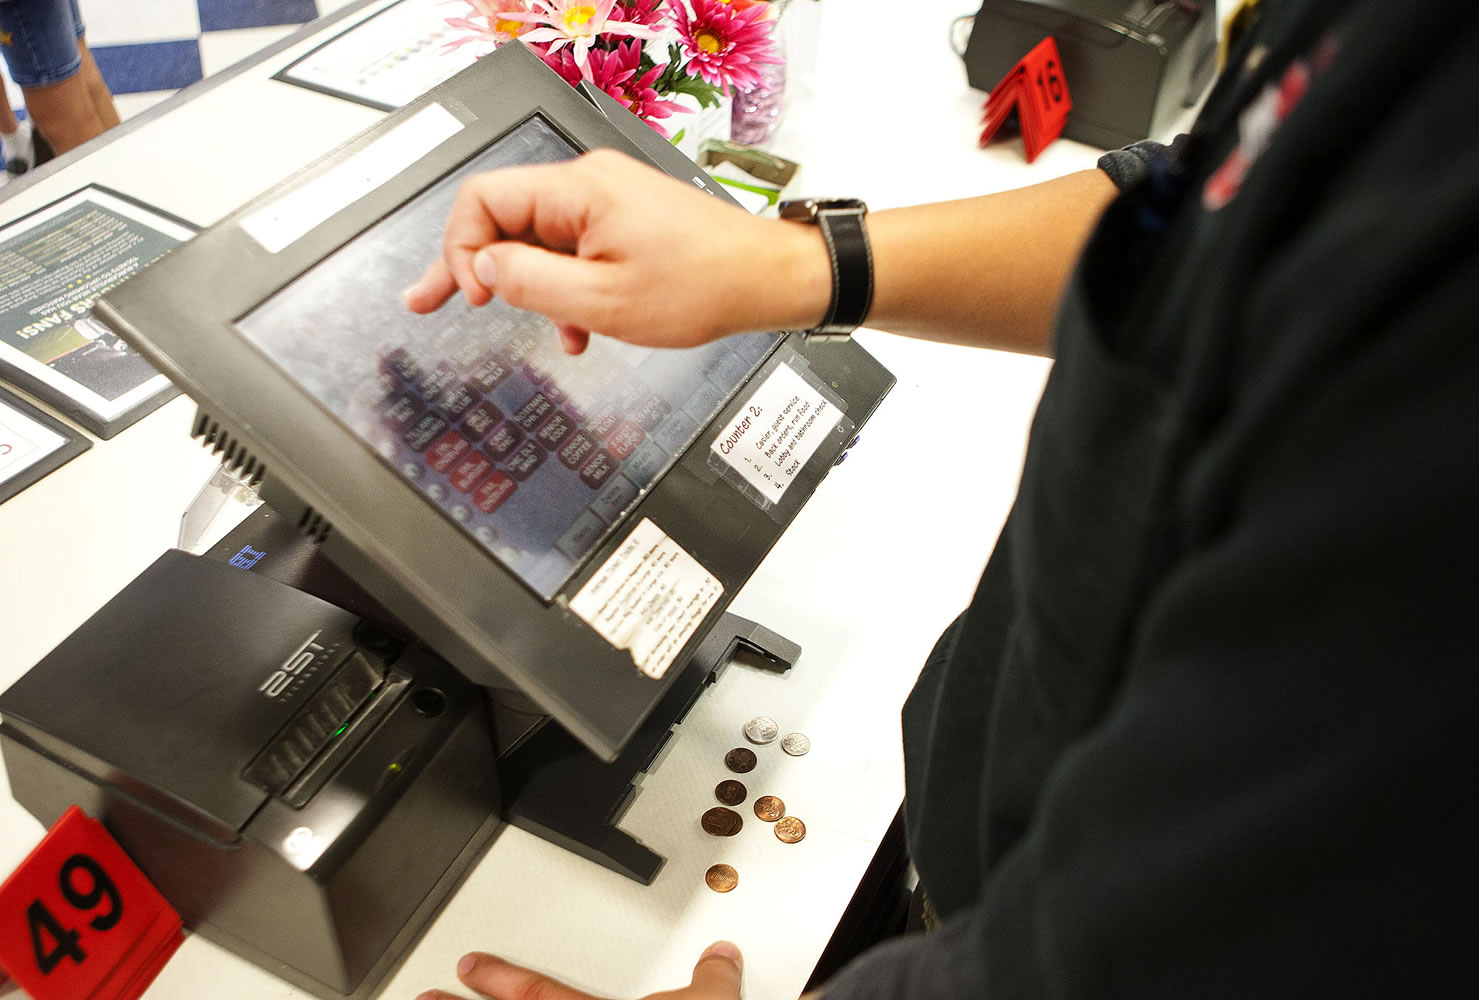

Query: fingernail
[473,249,497,287]
[457,953,479,976]
[702,940,742,968]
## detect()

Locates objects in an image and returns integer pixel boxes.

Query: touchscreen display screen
[238,115,778,599]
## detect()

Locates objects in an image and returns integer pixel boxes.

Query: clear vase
[730,56,787,146]
[730,5,789,147]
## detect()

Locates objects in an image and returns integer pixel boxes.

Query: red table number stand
[979,36,1073,163]
[0,806,183,1000]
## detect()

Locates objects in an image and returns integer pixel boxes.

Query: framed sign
[275,0,485,112]
[0,385,89,504]
[0,185,197,438]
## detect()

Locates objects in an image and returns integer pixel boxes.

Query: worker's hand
[414,941,744,1000]
[403,149,828,355]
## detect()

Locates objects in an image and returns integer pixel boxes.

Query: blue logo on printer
[229,545,266,570]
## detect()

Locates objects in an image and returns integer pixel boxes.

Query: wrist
[770,218,833,332]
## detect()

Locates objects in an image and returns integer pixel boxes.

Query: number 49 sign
[0,806,183,1000]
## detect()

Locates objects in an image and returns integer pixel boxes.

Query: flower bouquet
[444,0,784,141]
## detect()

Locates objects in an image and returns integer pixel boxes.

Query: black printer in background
[963,0,1218,149]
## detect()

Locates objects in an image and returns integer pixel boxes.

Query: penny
[701,806,744,837]
[724,747,757,773]
[753,795,785,823]
[781,732,811,757]
[774,816,806,844]
[743,716,779,745]
[705,863,738,893]
[715,779,747,806]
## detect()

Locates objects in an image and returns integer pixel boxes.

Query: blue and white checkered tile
[3,0,362,123]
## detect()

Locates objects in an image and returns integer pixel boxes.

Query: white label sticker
[570,518,724,679]
[241,103,464,253]
[710,363,841,502]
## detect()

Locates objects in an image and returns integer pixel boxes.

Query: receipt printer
[963,0,1217,148]
[0,550,501,998]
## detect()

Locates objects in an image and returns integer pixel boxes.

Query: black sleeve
[1096,135,1191,190]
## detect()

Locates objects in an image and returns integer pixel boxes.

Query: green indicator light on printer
[388,762,403,774]
[332,724,347,738]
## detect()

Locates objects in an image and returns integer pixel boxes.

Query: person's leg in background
[0,0,118,155]
[0,82,35,174]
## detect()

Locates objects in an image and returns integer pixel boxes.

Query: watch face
[778,199,819,222]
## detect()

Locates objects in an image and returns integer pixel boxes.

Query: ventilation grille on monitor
[192,409,266,485]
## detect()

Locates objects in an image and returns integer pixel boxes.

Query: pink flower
[609,0,666,28]
[504,0,659,80]
[670,0,780,95]
[444,0,533,49]
[585,40,687,136]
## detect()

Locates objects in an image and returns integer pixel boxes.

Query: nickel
[753,795,785,823]
[701,806,744,837]
[781,732,811,756]
[705,863,738,893]
[743,716,779,745]
[774,816,806,844]
[715,779,747,806]
[724,747,757,773]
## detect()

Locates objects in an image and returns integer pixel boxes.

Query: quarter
[715,779,747,806]
[701,806,744,837]
[753,795,785,822]
[724,747,757,773]
[774,816,806,844]
[781,732,811,756]
[705,863,739,893]
[743,716,779,745]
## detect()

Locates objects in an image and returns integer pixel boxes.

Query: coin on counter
[705,864,739,893]
[781,733,812,757]
[724,747,758,773]
[715,779,747,806]
[774,816,807,844]
[753,795,785,823]
[701,806,744,837]
[743,716,779,745]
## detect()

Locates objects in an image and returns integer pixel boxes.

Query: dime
[701,806,744,837]
[743,716,779,745]
[753,795,785,823]
[774,816,806,844]
[715,779,747,806]
[781,732,811,757]
[705,863,739,893]
[724,747,757,773]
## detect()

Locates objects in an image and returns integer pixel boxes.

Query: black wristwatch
[778,197,872,342]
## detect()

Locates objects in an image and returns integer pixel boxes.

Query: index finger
[440,160,594,308]
[452,952,608,1000]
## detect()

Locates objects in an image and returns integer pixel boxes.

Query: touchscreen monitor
[97,41,893,760]
[238,114,777,599]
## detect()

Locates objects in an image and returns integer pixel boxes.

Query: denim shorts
[0,0,86,87]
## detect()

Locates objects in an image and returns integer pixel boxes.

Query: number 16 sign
[0,806,183,1000]
[978,35,1073,163]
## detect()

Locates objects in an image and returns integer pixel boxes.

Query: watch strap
[810,205,874,342]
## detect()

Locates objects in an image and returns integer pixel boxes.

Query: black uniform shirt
[825,0,1479,995]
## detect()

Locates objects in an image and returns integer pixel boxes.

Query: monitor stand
[205,503,799,885]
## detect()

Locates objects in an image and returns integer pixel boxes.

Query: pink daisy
[670,0,780,95]
[444,0,532,49]
[586,40,687,136]
[504,0,659,80]
[609,0,667,28]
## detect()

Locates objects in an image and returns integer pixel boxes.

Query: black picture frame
[0,184,199,439]
[0,385,90,504]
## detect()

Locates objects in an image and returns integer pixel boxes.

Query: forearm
[864,169,1117,355]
